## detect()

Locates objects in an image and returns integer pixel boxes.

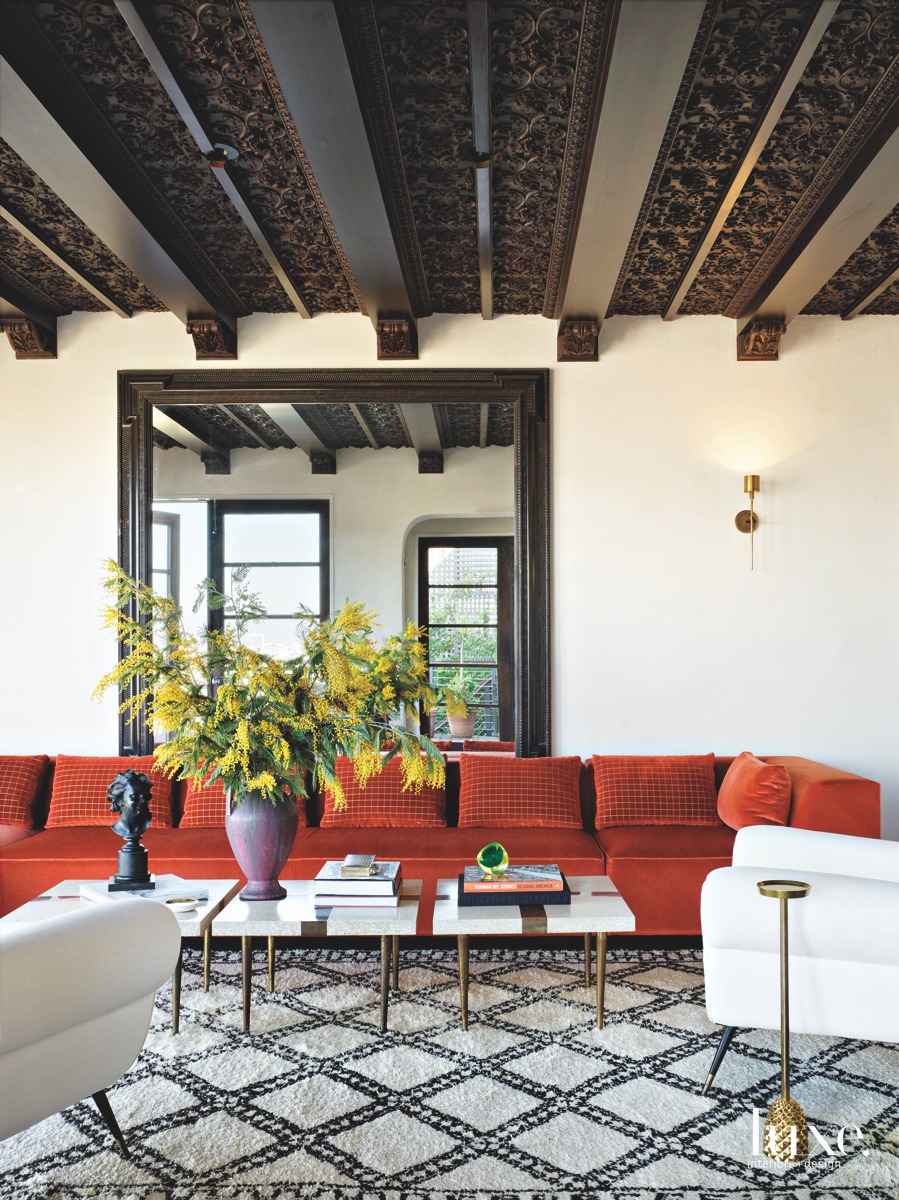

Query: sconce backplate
[735,510,759,534]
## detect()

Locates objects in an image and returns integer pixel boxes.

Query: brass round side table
[757,878,811,1162]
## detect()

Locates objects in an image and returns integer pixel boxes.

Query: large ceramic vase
[225,789,299,901]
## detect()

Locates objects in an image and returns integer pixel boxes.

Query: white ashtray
[165,897,199,913]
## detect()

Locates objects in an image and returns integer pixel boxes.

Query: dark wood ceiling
[2,0,898,364]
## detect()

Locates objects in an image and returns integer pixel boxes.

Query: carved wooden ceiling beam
[0,202,131,318]
[555,0,704,356]
[663,0,840,321]
[0,274,58,356]
[111,0,310,320]
[0,316,57,359]
[0,57,239,349]
[249,0,418,342]
[737,121,899,354]
[467,0,493,321]
[842,261,899,319]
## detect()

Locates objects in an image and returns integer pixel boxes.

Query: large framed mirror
[117,367,550,757]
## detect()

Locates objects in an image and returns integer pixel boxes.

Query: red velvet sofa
[0,752,880,936]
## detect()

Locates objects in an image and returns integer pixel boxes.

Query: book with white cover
[313,889,402,908]
[79,874,209,904]
[314,860,401,895]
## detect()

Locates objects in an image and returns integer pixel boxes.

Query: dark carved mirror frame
[117,367,551,758]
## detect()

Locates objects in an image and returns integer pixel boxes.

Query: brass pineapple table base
[757,879,811,1163]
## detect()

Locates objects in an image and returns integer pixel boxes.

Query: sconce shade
[744,474,760,495]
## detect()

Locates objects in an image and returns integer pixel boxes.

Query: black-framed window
[419,536,513,739]
[208,500,330,657]
[151,511,180,605]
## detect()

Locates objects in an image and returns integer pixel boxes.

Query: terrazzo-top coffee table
[432,874,635,1030]
[212,878,422,1034]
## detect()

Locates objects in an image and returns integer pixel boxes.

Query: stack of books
[457,863,571,907]
[313,859,403,907]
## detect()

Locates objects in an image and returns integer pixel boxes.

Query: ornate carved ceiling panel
[356,402,411,448]
[683,0,899,317]
[296,403,371,450]
[434,402,482,447]
[0,222,103,314]
[0,139,164,313]
[2,0,286,314]
[142,0,361,313]
[2,0,899,340]
[372,0,480,313]
[487,402,515,446]
[802,201,899,314]
[612,2,816,316]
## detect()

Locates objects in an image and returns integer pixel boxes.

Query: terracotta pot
[225,789,299,901]
[448,713,477,738]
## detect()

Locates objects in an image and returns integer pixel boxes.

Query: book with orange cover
[461,864,563,892]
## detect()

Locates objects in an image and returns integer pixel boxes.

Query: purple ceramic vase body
[225,789,299,900]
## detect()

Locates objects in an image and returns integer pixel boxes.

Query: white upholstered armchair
[700,825,899,1094]
[0,900,181,1154]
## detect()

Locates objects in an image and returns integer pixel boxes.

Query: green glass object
[476,842,509,878]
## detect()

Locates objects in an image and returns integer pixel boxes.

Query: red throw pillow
[717,751,791,830]
[180,775,310,828]
[0,755,48,826]
[593,754,719,828]
[46,755,175,827]
[458,754,583,828]
[462,740,515,752]
[321,756,446,827]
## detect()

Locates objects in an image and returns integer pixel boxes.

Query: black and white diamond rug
[2,947,897,1199]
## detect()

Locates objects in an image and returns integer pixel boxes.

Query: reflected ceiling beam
[250,0,417,333]
[556,0,705,349]
[0,203,130,317]
[468,0,493,321]
[664,0,840,320]
[842,261,899,318]
[403,402,444,472]
[152,408,213,455]
[259,403,329,453]
[111,0,310,319]
[737,123,899,357]
[479,404,489,448]
[350,403,381,449]
[0,58,237,335]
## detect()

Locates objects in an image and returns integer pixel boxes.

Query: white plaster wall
[2,310,897,835]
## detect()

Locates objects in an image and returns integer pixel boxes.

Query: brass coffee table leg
[380,935,391,1032]
[172,943,183,1035]
[584,932,591,987]
[267,935,276,992]
[595,931,607,1028]
[458,933,470,1030]
[392,935,400,990]
[241,935,252,1034]
[203,927,211,992]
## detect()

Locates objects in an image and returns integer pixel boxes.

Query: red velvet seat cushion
[0,755,48,826]
[717,751,791,830]
[46,755,174,827]
[458,754,583,828]
[321,756,446,827]
[593,753,718,829]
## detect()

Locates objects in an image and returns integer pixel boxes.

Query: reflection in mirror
[118,369,550,756]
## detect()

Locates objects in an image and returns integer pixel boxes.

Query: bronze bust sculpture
[108,768,155,890]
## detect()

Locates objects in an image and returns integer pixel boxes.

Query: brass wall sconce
[735,474,760,569]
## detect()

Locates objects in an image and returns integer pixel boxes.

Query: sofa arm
[732,825,899,882]
[766,756,880,837]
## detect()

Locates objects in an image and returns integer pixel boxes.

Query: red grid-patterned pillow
[458,754,583,828]
[0,755,48,826]
[321,756,446,827]
[179,776,310,827]
[593,754,719,829]
[46,755,175,827]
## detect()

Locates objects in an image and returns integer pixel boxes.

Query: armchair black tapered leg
[702,1025,738,1095]
[92,1089,130,1158]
